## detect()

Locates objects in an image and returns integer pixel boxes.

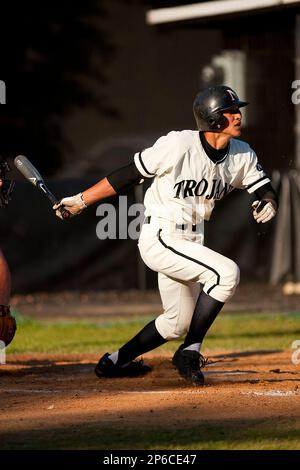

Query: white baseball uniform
[134,130,270,340]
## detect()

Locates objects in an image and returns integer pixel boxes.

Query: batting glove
[53,193,87,219]
[252,200,277,224]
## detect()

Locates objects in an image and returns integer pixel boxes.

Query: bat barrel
[14,155,44,183]
[14,155,71,220]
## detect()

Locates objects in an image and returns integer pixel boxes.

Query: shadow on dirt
[213,349,282,359]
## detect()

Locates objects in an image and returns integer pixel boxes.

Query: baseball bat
[14,155,71,220]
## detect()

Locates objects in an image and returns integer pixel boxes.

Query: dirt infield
[1,349,300,449]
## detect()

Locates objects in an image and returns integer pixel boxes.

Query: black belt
[144,216,199,232]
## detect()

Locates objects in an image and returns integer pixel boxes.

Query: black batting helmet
[193,85,248,131]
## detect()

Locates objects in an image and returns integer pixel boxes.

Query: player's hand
[53,193,87,219]
[252,199,277,223]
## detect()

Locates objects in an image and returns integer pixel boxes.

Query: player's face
[222,106,242,137]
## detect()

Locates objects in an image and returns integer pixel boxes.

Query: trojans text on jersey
[173,178,234,200]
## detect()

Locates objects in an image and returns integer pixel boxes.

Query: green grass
[7,310,300,354]
[2,418,300,450]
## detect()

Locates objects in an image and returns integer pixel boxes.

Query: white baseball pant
[138,218,240,340]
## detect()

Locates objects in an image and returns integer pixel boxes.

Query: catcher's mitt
[0,306,17,347]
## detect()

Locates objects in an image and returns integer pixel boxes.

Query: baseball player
[54,85,278,385]
[0,158,17,349]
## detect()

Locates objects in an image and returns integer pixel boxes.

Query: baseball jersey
[134,130,270,225]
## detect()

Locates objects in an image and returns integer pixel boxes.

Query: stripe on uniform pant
[157,229,220,295]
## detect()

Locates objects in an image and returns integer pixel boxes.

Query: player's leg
[181,291,224,350]
[108,318,166,366]
[95,320,166,378]
[155,273,200,340]
[172,291,224,384]
[94,274,199,378]
[95,230,239,380]
[139,230,239,384]
[156,273,219,385]
[140,230,240,304]
[116,274,199,362]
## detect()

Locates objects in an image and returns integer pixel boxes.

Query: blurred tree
[0,0,115,174]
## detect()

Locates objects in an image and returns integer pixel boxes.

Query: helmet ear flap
[211,112,228,131]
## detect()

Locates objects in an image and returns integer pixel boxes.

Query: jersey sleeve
[134,132,178,178]
[238,149,270,193]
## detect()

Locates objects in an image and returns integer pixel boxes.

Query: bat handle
[53,198,71,220]
[58,207,71,220]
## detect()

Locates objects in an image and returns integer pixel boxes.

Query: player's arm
[53,163,144,219]
[252,182,278,224]
[238,147,278,224]
[83,163,143,205]
[54,132,176,219]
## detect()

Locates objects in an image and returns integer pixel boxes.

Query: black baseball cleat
[94,353,152,378]
[172,345,207,385]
